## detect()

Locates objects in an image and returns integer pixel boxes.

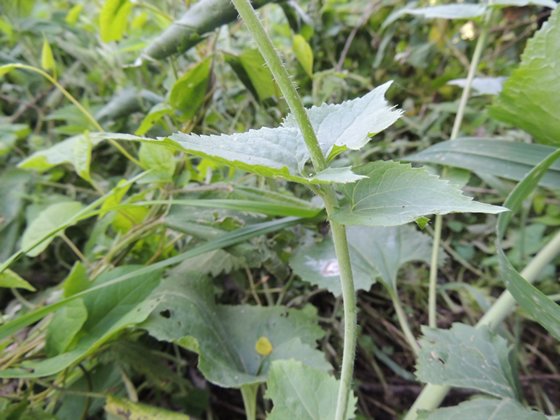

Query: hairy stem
[406,229,560,419]
[230,1,357,418]
[427,10,494,328]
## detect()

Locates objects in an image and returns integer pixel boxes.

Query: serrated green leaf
[490,7,560,146]
[0,269,36,291]
[105,396,190,419]
[167,83,400,182]
[291,225,438,295]
[417,397,547,420]
[40,37,55,73]
[416,323,519,399]
[21,201,84,257]
[496,148,560,341]
[18,133,102,183]
[0,266,162,378]
[99,0,133,43]
[293,34,313,77]
[265,360,356,420]
[404,138,560,189]
[169,58,212,117]
[332,161,507,227]
[141,274,329,388]
[283,81,402,152]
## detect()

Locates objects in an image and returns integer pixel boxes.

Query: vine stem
[4,63,142,168]
[405,229,560,419]
[229,1,356,418]
[427,10,494,329]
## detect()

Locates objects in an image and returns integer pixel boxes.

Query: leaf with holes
[416,323,519,399]
[141,274,330,388]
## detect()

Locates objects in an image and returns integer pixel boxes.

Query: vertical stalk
[427,10,494,328]
[405,230,560,419]
[240,384,258,420]
[229,1,357,418]
[391,293,420,355]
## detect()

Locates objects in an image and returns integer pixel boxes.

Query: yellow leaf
[41,37,56,74]
[292,35,314,78]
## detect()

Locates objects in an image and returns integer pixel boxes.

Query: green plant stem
[427,214,442,328]
[405,228,560,419]
[230,1,357,418]
[229,0,326,172]
[4,63,142,168]
[240,384,258,420]
[427,10,494,328]
[391,293,420,355]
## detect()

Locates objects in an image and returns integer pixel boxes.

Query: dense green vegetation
[0,0,559,418]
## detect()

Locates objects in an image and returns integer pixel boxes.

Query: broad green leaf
[312,166,367,183]
[490,7,560,146]
[62,262,90,297]
[0,265,162,378]
[169,58,212,118]
[21,201,84,257]
[224,49,280,102]
[99,0,133,43]
[45,299,87,356]
[105,396,189,419]
[0,217,304,343]
[265,360,356,420]
[496,148,560,341]
[142,274,330,388]
[0,169,30,229]
[291,225,437,295]
[417,397,547,420]
[167,83,400,182]
[332,161,507,227]
[404,138,560,189]
[0,269,36,291]
[293,34,314,77]
[283,81,402,153]
[135,103,173,136]
[138,142,176,183]
[416,323,519,399]
[40,37,55,73]
[18,133,102,183]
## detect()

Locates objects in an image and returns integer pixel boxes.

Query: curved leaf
[490,7,560,146]
[418,398,546,420]
[142,275,329,388]
[416,323,519,399]
[266,360,357,420]
[404,138,560,189]
[332,161,507,227]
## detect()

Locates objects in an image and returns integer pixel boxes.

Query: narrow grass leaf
[496,148,560,341]
[404,138,560,189]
